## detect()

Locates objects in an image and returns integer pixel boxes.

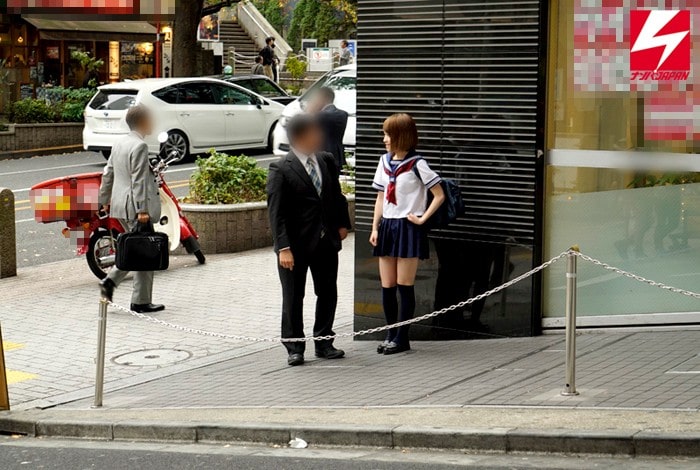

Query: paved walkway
[1,234,699,452]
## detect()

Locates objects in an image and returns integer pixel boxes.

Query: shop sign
[630,10,690,81]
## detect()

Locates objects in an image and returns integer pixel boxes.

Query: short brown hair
[125,105,151,131]
[382,113,418,153]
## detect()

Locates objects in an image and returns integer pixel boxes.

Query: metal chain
[573,251,700,299]
[108,251,571,343]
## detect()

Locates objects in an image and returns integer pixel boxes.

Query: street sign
[301,39,318,52]
[308,48,333,72]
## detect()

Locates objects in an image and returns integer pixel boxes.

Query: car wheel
[101,149,111,160]
[266,123,276,152]
[163,130,189,162]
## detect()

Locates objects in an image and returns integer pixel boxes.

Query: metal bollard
[0,322,9,410]
[93,299,109,408]
[561,246,580,396]
[0,188,17,279]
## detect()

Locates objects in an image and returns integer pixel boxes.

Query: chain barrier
[106,250,700,344]
[107,251,571,343]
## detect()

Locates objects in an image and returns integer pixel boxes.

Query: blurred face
[294,125,323,154]
[138,113,154,137]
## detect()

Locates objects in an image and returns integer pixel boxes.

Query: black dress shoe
[377,341,390,354]
[288,353,304,366]
[130,303,165,313]
[315,346,345,359]
[384,342,411,355]
[100,279,115,302]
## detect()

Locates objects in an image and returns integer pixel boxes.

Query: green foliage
[253,0,285,33]
[314,2,340,45]
[285,55,307,81]
[188,149,269,204]
[10,99,56,124]
[71,51,105,72]
[10,87,96,123]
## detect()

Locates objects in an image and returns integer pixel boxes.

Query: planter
[181,195,356,255]
[0,122,84,160]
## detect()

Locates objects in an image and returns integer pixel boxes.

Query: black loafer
[315,346,345,359]
[384,342,411,355]
[288,353,304,366]
[130,303,165,313]
[377,341,390,354]
[100,279,115,302]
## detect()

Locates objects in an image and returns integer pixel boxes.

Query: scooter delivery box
[31,172,102,223]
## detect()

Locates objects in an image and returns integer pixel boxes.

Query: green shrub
[188,149,268,204]
[285,56,307,81]
[10,98,55,124]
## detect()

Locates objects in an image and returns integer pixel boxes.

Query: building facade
[354,0,700,338]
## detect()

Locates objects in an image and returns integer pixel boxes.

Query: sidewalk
[1,234,699,456]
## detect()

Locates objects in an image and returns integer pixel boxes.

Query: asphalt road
[2,438,698,470]
[0,150,276,270]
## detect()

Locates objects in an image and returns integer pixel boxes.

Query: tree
[286,0,308,51]
[314,2,339,46]
[173,0,205,77]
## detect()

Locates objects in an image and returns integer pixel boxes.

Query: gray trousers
[107,219,154,305]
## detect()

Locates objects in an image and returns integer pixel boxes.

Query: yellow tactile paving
[6,370,38,385]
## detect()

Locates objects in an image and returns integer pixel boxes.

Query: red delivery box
[31,172,102,223]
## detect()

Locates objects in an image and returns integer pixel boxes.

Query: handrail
[236,0,292,62]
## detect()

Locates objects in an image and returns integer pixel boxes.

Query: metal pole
[93,299,109,408]
[562,246,579,396]
[0,322,9,410]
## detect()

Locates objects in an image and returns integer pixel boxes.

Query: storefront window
[544,0,700,325]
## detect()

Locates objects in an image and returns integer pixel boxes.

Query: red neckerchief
[383,152,420,205]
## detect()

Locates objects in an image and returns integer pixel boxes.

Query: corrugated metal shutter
[356,0,543,246]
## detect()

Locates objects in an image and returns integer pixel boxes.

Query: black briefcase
[115,221,169,271]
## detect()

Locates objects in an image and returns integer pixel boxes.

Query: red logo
[630,10,690,75]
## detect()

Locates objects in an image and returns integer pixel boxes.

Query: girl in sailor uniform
[369,113,445,355]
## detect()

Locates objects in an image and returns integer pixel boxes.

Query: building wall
[353,0,547,339]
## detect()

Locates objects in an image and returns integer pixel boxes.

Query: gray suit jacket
[98,131,161,221]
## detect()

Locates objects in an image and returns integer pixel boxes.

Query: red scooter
[31,135,205,279]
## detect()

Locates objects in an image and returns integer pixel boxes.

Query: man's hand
[137,213,150,224]
[339,228,349,241]
[279,249,294,271]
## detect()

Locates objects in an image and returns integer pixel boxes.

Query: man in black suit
[267,114,352,366]
[309,87,349,169]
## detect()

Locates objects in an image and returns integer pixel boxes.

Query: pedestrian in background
[308,87,349,169]
[338,40,354,66]
[260,37,274,80]
[271,41,280,83]
[98,105,165,314]
[252,55,264,76]
[369,113,445,355]
[267,114,352,367]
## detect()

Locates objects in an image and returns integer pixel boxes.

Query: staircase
[219,21,260,73]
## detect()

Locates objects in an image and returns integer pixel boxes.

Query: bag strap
[134,220,155,233]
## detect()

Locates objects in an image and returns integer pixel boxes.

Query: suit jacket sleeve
[130,141,151,215]
[322,153,352,230]
[266,161,291,252]
[98,154,114,207]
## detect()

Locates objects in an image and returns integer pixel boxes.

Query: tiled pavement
[2,233,699,412]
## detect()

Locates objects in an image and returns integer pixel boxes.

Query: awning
[23,16,157,42]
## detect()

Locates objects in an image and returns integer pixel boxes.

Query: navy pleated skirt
[373,218,429,260]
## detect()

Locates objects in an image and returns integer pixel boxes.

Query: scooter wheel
[87,229,118,280]
[194,250,206,265]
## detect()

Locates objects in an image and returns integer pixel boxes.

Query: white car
[273,64,356,163]
[84,77,285,161]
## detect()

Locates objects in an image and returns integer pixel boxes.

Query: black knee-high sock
[382,286,398,342]
[395,284,415,345]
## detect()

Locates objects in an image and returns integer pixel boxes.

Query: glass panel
[544,167,700,317]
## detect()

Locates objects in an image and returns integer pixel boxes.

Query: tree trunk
[173,0,205,77]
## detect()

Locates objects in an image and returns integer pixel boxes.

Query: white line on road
[0,162,102,177]
[15,218,35,224]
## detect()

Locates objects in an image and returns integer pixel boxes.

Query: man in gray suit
[99,105,165,313]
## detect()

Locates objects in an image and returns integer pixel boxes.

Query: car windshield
[89,90,138,111]
[301,72,356,114]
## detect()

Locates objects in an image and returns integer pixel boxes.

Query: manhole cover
[112,349,192,366]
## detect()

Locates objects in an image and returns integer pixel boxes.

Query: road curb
[1,416,699,457]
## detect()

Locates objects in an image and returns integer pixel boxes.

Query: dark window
[152,85,180,104]
[251,78,284,97]
[89,90,137,110]
[179,82,217,105]
[215,84,256,105]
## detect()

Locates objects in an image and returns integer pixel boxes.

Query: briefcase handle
[134,220,156,233]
